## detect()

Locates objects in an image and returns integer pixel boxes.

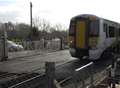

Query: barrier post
[45,62,55,88]
[59,37,63,50]
[0,23,8,61]
[111,54,117,88]
[90,63,94,88]
[108,68,112,87]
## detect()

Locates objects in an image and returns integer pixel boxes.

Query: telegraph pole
[30,2,33,29]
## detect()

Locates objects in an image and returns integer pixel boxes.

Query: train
[68,14,120,60]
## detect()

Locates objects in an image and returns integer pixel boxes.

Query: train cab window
[90,20,99,37]
[69,21,75,36]
[103,23,108,37]
[108,26,115,37]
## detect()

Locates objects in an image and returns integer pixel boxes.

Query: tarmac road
[3,49,115,88]
[0,50,76,73]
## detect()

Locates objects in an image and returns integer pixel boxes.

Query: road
[0,50,76,73]
[0,49,117,88]
[9,54,114,88]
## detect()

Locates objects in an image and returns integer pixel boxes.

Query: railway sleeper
[0,73,39,88]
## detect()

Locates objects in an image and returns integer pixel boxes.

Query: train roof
[71,14,100,20]
[71,14,120,25]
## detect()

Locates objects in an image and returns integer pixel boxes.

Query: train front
[68,14,99,59]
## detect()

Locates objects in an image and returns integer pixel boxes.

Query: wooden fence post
[59,37,63,50]
[45,62,55,88]
[0,24,8,61]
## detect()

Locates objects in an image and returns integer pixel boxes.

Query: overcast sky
[0,0,120,28]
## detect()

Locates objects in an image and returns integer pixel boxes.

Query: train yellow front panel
[76,21,85,48]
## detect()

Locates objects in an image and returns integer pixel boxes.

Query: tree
[52,24,67,38]
[0,22,31,41]
[0,20,68,42]
[33,17,51,39]
[15,23,30,40]
[33,17,51,32]
[28,26,39,41]
[5,22,17,40]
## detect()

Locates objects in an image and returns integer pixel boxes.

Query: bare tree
[33,17,51,32]
[28,26,39,41]
[33,17,52,39]
[15,23,30,40]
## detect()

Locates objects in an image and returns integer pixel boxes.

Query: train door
[76,20,89,49]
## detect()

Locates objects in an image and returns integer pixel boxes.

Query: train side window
[103,23,108,37]
[108,26,115,37]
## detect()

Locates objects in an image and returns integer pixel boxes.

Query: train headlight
[70,40,73,43]
[69,36,75,47]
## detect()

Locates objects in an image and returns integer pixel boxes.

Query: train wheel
[70,51,83,59]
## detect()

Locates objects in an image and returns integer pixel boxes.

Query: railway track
[0,52,118,88]
[1,59,90,88]
[0,72,19,83]
[5,57,114,88]
[0,72,39,88]
[0,50,72,87]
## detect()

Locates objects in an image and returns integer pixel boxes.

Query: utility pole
[30,2,33,29]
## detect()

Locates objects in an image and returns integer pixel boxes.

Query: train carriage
[69,14,120,60]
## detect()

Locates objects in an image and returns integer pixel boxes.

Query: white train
[69,14,120,60]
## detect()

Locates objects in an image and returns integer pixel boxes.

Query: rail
[59,54,119,88]
[75,62,93,71]
[7,62,94,88]
[3,55,119,88]
[58,63,112,88]
[8,74,45,88]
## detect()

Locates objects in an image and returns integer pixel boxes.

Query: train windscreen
[69,21,75,36]
[89,20,99,36]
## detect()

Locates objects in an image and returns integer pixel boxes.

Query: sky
[0,0,120,28]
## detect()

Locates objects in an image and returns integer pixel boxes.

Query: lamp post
[30,2,33,29]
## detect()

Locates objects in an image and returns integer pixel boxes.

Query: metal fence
[59,62,112,88]
[60,62,94,88]
[15,39,67,51]
[6,60,118,88]
[57,54,120,88]
[73,62,94,88]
